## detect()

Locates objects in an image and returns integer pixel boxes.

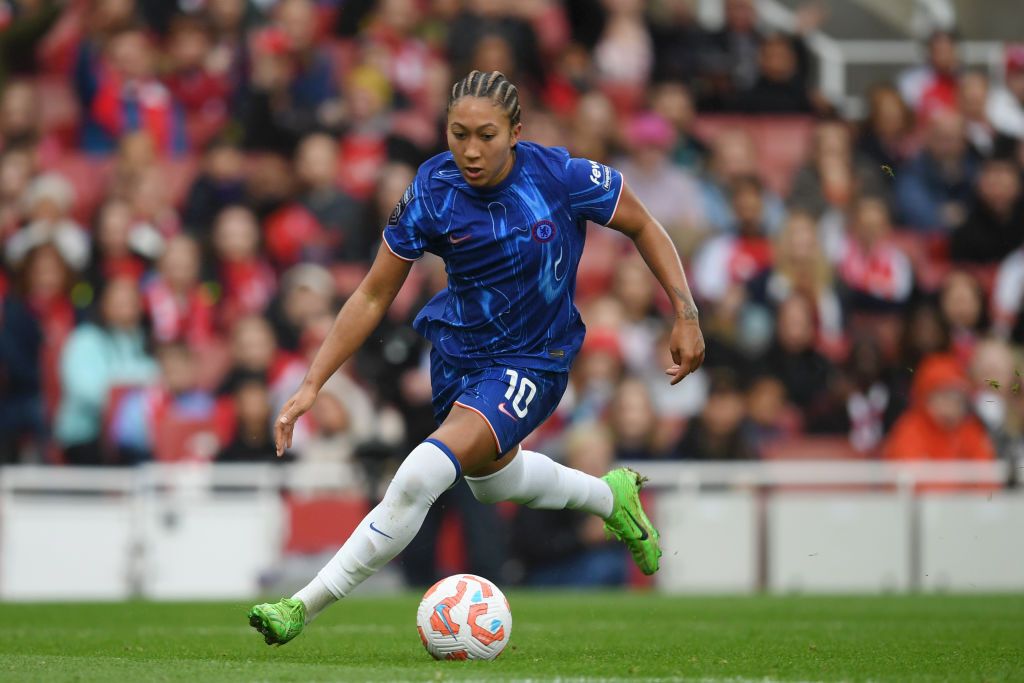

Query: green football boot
[601,467,662,575]
[247,598,306,646]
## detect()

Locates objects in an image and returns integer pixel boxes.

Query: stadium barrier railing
[0,460,1021,599]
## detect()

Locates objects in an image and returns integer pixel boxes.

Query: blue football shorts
[429,348,569,455]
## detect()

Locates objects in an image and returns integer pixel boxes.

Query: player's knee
[387,448,456,508]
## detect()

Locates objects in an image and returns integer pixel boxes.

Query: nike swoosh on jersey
[497,402,518,421]
[448,233,471,244]
[369,522,394,539]
[624,509,649,540]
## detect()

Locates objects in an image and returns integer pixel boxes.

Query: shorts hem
[453,400,504,454]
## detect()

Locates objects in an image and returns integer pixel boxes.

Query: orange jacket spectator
[883,354,996,462]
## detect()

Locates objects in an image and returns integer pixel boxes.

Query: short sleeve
[564,157,624,226]
[381,181,428,261]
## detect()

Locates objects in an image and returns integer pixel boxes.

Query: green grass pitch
[1,593,1021,682]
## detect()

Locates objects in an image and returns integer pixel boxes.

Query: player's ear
[509,122,522,147]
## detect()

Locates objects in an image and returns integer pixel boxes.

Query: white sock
[292,439,460,620]
[465,449,614,518]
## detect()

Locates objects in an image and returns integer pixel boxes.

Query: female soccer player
[249,71,705,644]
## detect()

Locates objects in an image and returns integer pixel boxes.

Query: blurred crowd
[1,0,1023,510]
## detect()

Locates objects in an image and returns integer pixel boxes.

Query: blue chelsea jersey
[382,141,624,372]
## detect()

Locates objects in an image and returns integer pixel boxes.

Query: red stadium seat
[889,230,951,293]
[762,435,866,461]
[692,115,814,196]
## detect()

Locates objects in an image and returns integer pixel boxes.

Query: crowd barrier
[1,460,1021,600]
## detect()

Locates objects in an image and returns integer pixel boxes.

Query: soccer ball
[415,573,512,660]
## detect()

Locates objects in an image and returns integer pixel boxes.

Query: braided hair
[447,70,521,127]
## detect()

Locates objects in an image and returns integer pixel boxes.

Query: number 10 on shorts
[503,369,537,418]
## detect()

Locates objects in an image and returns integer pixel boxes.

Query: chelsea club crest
[532,220,555,243]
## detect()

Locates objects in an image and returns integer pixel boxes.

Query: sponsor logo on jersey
[589,160,602,186]
[531,219,555,243]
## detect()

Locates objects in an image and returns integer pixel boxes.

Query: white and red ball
[415,574,512,661]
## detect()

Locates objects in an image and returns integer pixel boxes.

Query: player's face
[447,97,522,188]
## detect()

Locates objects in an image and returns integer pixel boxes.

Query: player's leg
[464,448,660,575]
[463,446,613,516]
[249,405,502,645]
[451,367,661,575]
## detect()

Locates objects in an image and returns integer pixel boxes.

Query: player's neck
[485,148,517,188]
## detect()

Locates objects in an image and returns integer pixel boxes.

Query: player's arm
[606,180,705,385]
[274,244,413,455]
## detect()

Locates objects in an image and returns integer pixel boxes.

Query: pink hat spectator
[627,112,677,150]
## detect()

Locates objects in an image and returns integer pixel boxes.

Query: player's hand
[274,384,318,457]
[663,319,705,385]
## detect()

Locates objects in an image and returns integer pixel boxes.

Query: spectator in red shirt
[334,65,394,200]
[211,205,276,330]
[898,29,961,120]
[85,29,189,155]
[693,175,774,304]
[142,234,215,348]
[163,14,232,148]
[108,342,222,463]
[837,195,913,312]
[360,0,441,110]
[295,132,369,263]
